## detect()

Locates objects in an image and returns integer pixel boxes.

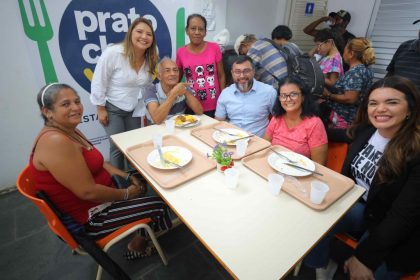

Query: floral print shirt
[329,64,373,125]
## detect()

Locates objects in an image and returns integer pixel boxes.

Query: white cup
[267,173,284,196]
[165,119,175,133]
[224,168,240,189]
[310,181,330,204]
[153,133,162,148]
[236,139,249,157]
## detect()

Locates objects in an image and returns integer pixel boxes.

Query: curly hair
[349,76,420,184]
[272,76,319,119]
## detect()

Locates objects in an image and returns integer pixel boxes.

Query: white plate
[171,114,201,128]
[267,151,315,177]
[212,128,249,146]
[147,146,192,170]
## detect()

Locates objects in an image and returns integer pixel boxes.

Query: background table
[111,115,365,280]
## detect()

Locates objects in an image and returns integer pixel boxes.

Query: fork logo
[59,0,171,92]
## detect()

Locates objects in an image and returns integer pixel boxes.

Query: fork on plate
[269,147,298,164]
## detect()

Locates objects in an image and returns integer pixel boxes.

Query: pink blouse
[266,116,328,158]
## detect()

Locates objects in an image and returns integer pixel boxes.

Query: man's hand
[168,82,193,99]
[97,106,109,126]
[344,256,374,280]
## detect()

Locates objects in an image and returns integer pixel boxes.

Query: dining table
[111,114,365,280]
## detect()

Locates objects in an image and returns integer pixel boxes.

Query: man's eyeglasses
[279,92,300,100]
[232,68,253,75]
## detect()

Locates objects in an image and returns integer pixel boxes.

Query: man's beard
[235,79,253,92]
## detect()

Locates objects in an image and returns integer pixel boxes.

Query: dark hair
[349,76,420,184]
[186,14,207,30]
[271,25,292,40]
[272,76,318,118]
[314,28,334,42]
[36,83,77,123]
[232,55,255,69]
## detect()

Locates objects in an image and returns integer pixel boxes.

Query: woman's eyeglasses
[316,40,330,49]
[279,92,300,101]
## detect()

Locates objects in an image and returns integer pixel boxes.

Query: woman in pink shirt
[176,14,226,117]
[264,76,328,165]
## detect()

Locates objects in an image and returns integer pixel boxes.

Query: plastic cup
[267,173,284,196]
[310,181,330,204]
[236,139,249,157]
[153,133,162,148]
[165,119,175,133]
[224,168,240,189]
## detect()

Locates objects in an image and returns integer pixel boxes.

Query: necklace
[45,124,93,151]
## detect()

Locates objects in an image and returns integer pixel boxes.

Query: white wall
[226,0,289,44]
[327,0,377,37]
[0,1,43,189]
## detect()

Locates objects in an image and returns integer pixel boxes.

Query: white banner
[18,0,190,159]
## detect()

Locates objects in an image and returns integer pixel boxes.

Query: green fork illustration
[18,0,58,83]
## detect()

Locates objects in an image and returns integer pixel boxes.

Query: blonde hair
[346,38,376,66]
[122,17,158,75]
[239,34,257,55]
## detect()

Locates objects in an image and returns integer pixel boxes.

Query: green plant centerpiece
[208,143,234,172]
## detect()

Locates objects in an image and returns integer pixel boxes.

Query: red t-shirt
[266,116,327,158]
[29,146,113,224]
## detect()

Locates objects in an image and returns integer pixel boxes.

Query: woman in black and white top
[305,76,420,280]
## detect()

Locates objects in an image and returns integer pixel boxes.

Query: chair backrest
[326,142,348,173]
[16,166,79,249]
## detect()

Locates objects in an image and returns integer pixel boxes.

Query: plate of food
[267,151,315,177]
[212,128,250,146]
[172,114,200,127]
[147,146,193,170]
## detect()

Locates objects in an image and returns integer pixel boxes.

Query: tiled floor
[0,190,348,280]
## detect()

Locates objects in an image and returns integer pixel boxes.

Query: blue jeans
[304,202,366,268]
[104,102,142,170]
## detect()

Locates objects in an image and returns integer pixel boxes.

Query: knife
[157,145,165,166]
[283,163,323,176]
[213,127,241,136]
[230,134,254,142]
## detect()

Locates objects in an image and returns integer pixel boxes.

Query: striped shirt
[247,40,288,89]
[387,39,420,89]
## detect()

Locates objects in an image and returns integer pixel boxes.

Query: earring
[406,115,410,120]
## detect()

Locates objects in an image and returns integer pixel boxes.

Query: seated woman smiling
[264,76,328,165]
[29,83,172,260]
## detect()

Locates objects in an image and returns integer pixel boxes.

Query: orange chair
[16,165,168,280]
[326,142,348,173]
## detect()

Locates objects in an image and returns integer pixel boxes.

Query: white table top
[111,115,365,280]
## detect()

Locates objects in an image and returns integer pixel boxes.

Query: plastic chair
[16,165,168,280]
[326,142,348,173]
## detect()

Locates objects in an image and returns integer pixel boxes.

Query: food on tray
[163,151,180,165]
[175,115,196,125]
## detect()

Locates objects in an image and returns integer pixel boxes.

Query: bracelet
[123,188,129,200]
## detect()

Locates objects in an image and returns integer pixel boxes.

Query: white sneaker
[315,259,338,280]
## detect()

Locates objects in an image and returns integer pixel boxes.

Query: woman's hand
[344,256,374,280]
[126,185,143,199]
[129,175,147,197]
[97,106,109,126]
